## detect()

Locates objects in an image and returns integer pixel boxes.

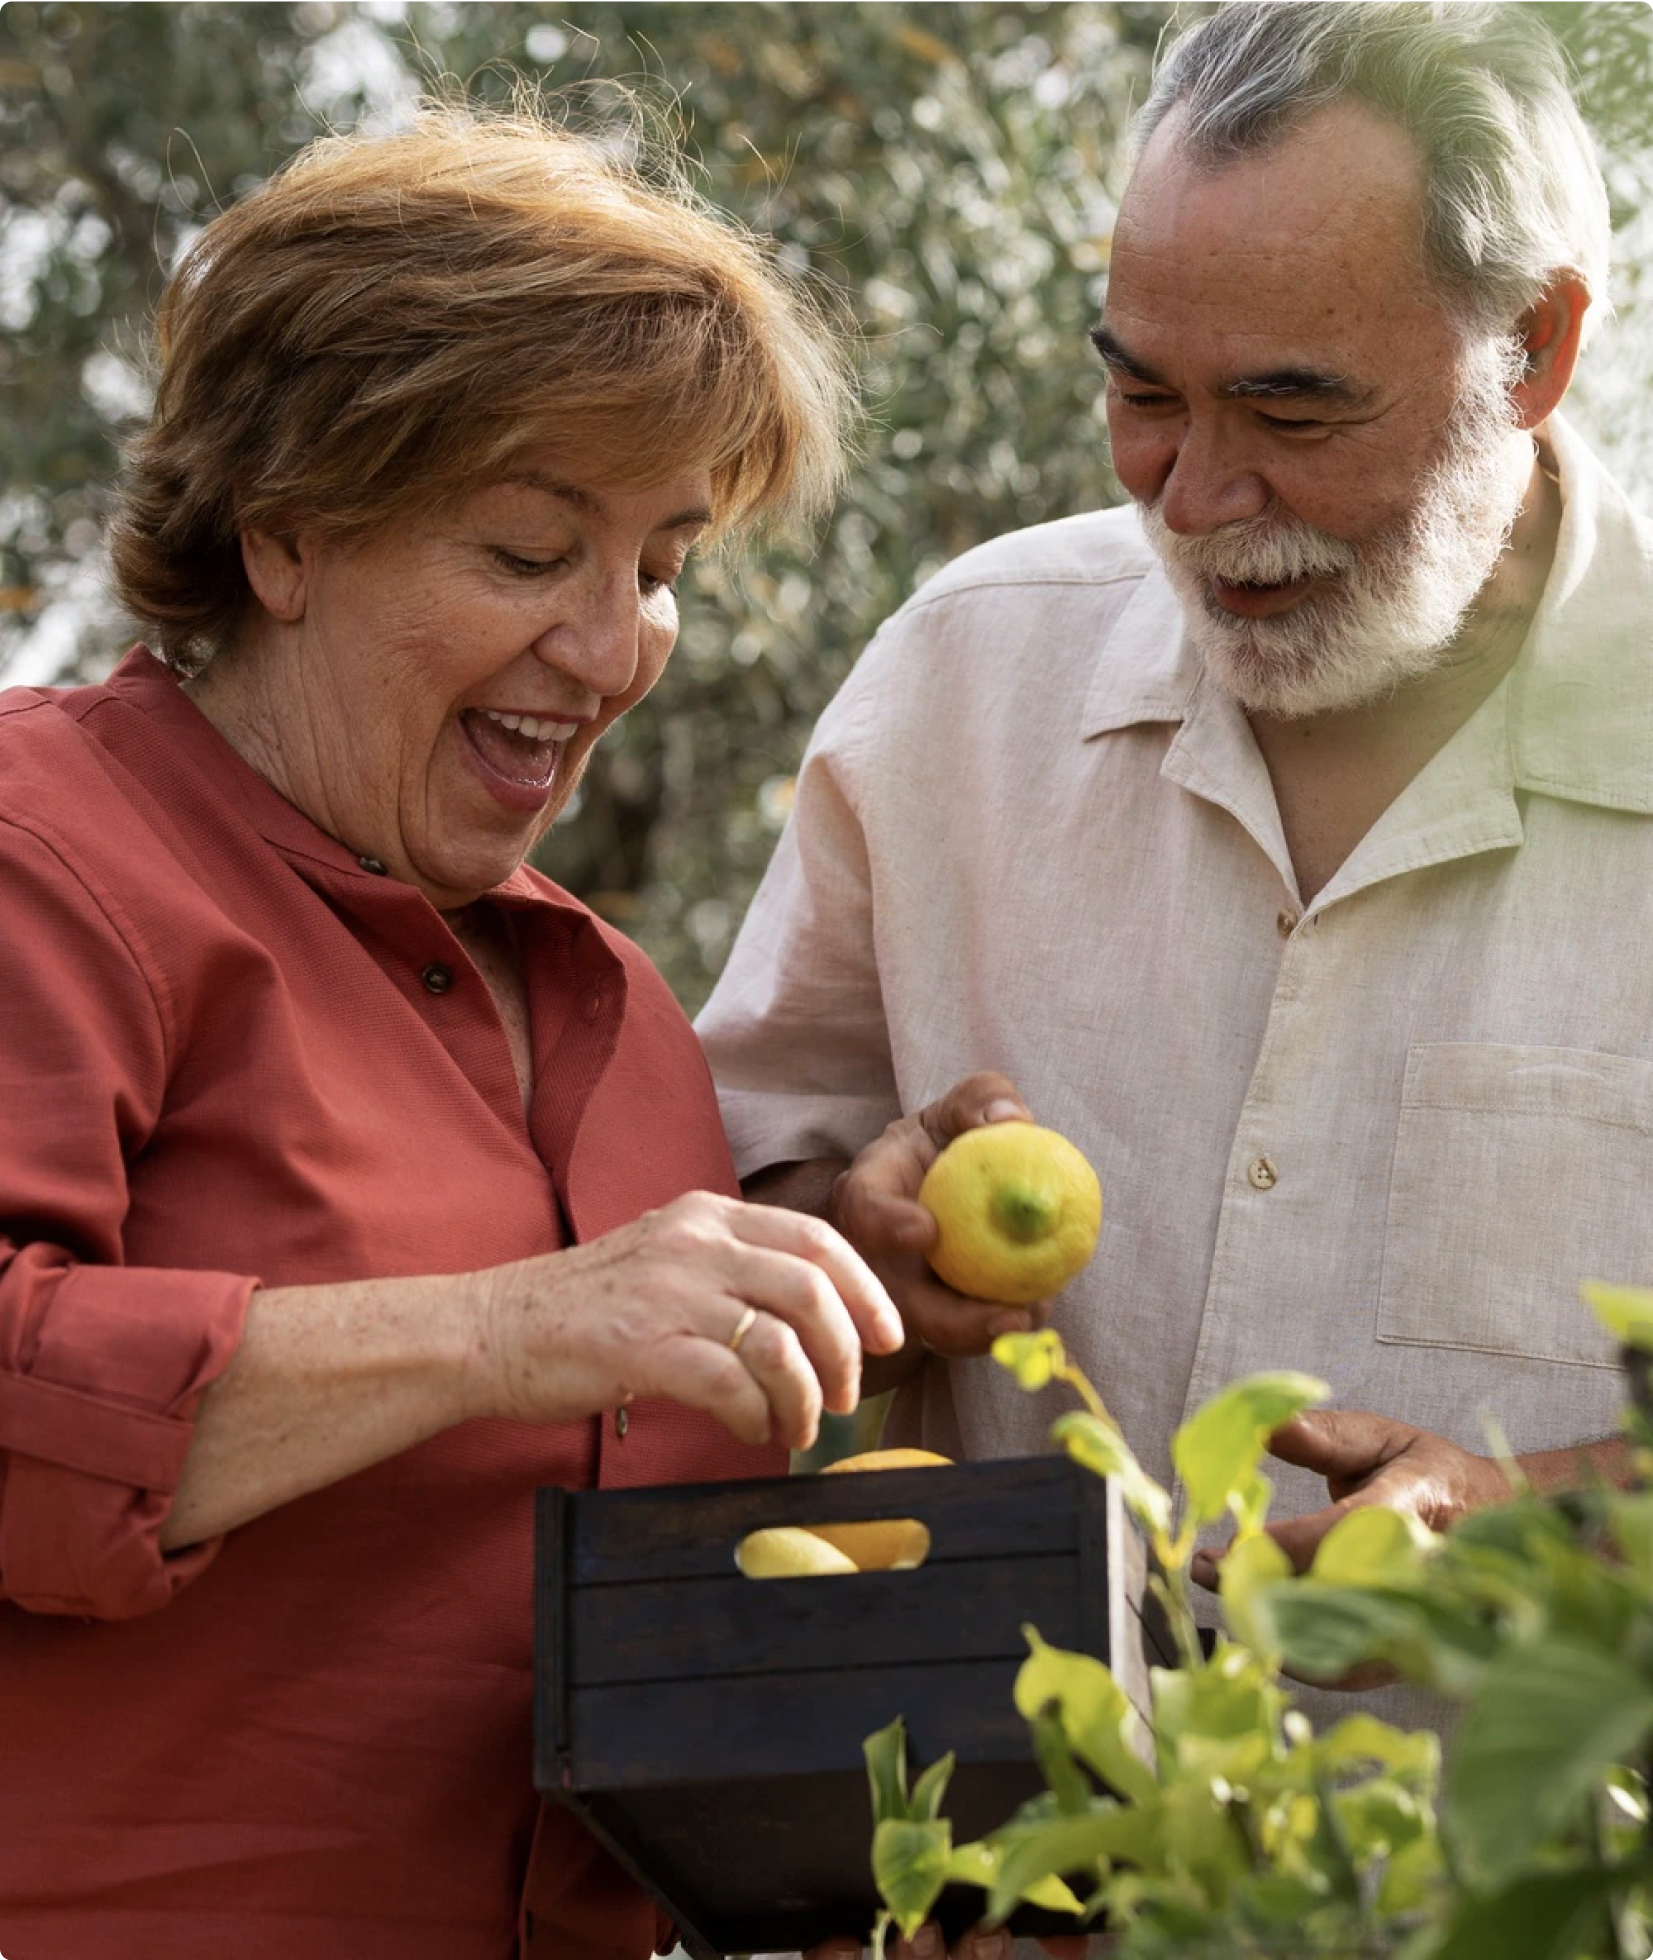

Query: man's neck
[1248,449,1562,906]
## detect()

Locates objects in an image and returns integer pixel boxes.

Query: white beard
[1139,344,1534,719]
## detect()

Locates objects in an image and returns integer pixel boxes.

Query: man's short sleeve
[696,652,904,1177]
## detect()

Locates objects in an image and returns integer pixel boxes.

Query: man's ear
[240,527,313,623]
[1507,272,1590,431]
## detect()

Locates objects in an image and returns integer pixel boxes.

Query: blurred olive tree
[2,2,1649,1010]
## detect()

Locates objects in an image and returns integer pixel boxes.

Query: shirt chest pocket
[1376,1042,1651,1372]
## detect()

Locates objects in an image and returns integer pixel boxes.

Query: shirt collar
[1507,412,1653,815]
[102,647,552,910]
[1078,414,1653,817]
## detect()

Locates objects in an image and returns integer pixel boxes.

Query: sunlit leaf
[1171,1373,1329,1529]
[1310,1506,1436,1588]
[986,1804,1157,1922]
[1375,1827,1447,1916]
[1313,1713,1439,1786]
[872,1816,952,1937]
[909,1750,955,1823]
[1581,1279,1653,1350]
[1446,1637,1653,1889]
[1015,1626,1157,1804]
[1216,1529,1293,1655]
[864,1717,909,1825]
[1049,1409,1173,1541]
[992,1326,1067,1390]
[941,1838,1084,1916]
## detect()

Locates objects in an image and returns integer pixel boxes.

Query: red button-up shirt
[0,649,785,1959]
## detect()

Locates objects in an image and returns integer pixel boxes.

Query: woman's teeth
[479,707,578,742]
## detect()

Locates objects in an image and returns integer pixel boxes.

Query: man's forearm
[741,1156,846,1224]
[1514,1433,1634,1495]
[741,1157,926,1396]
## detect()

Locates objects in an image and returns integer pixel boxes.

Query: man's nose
[1156,423,1272,536]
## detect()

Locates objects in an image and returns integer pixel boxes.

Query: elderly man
[701,0,1649,1779]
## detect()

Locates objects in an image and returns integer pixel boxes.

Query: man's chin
[1191,615,1446,720]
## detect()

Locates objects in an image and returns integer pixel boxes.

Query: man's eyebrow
[1221,369,1371,407]
[1089,324,1165,385]
[1089,324,1372,408]
[500,473,711,532]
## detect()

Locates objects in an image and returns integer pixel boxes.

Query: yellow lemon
[735,1525,859,1579]
[918,1121,1102,1305]
[820,1448,953,1475]
[811,1447,952,1570]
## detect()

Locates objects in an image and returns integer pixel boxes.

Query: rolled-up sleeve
[0,817,254,1617]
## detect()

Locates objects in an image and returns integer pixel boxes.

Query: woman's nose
[532,577,641,699]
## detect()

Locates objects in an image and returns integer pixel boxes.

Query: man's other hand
[827,1071,1043,1359]
[1191,1408,1511,1589]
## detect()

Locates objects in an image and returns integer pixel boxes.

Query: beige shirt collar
[1079,412,1653,910]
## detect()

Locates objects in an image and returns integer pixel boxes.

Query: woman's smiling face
[213,453,711,909]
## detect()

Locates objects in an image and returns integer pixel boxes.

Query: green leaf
[1030,1702,1094,1816]
[872,1815,952,1938]
[908,1750,955,1823]
[1375,1827,1446,1916]
[1216,1529,1293,1655]
[1310,1505,1436,1588]
[1422,1862,1625,1960]
[1581,1279,1653,1350]
[986,1804,1158,1922]
[1153,1647,1281,1788]
[1446,1636,1653,1889]
[992,1327,1068,1389]
[1015,1627,1158,1805]
[1607,1490,1653,1587]
[1251,1580,1497,1695]
[1313,1712,1439,1787]
[944,1837,1086,1917]
[864,1718,910,1825]
[1050,1409,1174,1542]
[1171,1373,1330,1529]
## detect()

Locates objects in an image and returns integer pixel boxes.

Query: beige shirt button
[1247,1156,1279,1190]
[614,1406,630,1439]
[1276,909,1299,938]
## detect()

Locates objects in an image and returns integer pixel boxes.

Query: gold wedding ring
[727,1305,759,1355]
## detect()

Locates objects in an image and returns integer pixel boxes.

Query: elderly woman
[0,102,903,1960]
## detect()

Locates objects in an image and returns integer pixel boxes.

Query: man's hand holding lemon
[826,1071,1101,1375]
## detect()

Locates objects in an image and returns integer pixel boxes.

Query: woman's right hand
[471,1192,905,1449]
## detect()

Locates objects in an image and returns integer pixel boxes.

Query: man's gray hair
[1137,2,1612,343]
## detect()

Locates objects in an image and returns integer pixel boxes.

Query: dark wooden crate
[534,1456,1173,1958]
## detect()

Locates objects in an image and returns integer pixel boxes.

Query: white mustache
[1147,506,1359,587]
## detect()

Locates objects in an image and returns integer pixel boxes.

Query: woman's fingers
[724,1196,904,1357]
[710,1240,861,1416]
[714,1304,822,1449]
[650,1329,779,1448]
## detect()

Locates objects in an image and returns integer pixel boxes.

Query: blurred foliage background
[2,1,1651,1013]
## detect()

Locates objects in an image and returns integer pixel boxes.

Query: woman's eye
[491,547,564,577]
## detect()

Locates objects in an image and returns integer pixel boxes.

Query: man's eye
[1258,412,1328,432]
[1119,391,1180,409]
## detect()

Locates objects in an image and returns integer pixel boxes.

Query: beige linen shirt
[698,416,1653,1725]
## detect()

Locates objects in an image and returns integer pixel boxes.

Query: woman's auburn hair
[109,94,858,670]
